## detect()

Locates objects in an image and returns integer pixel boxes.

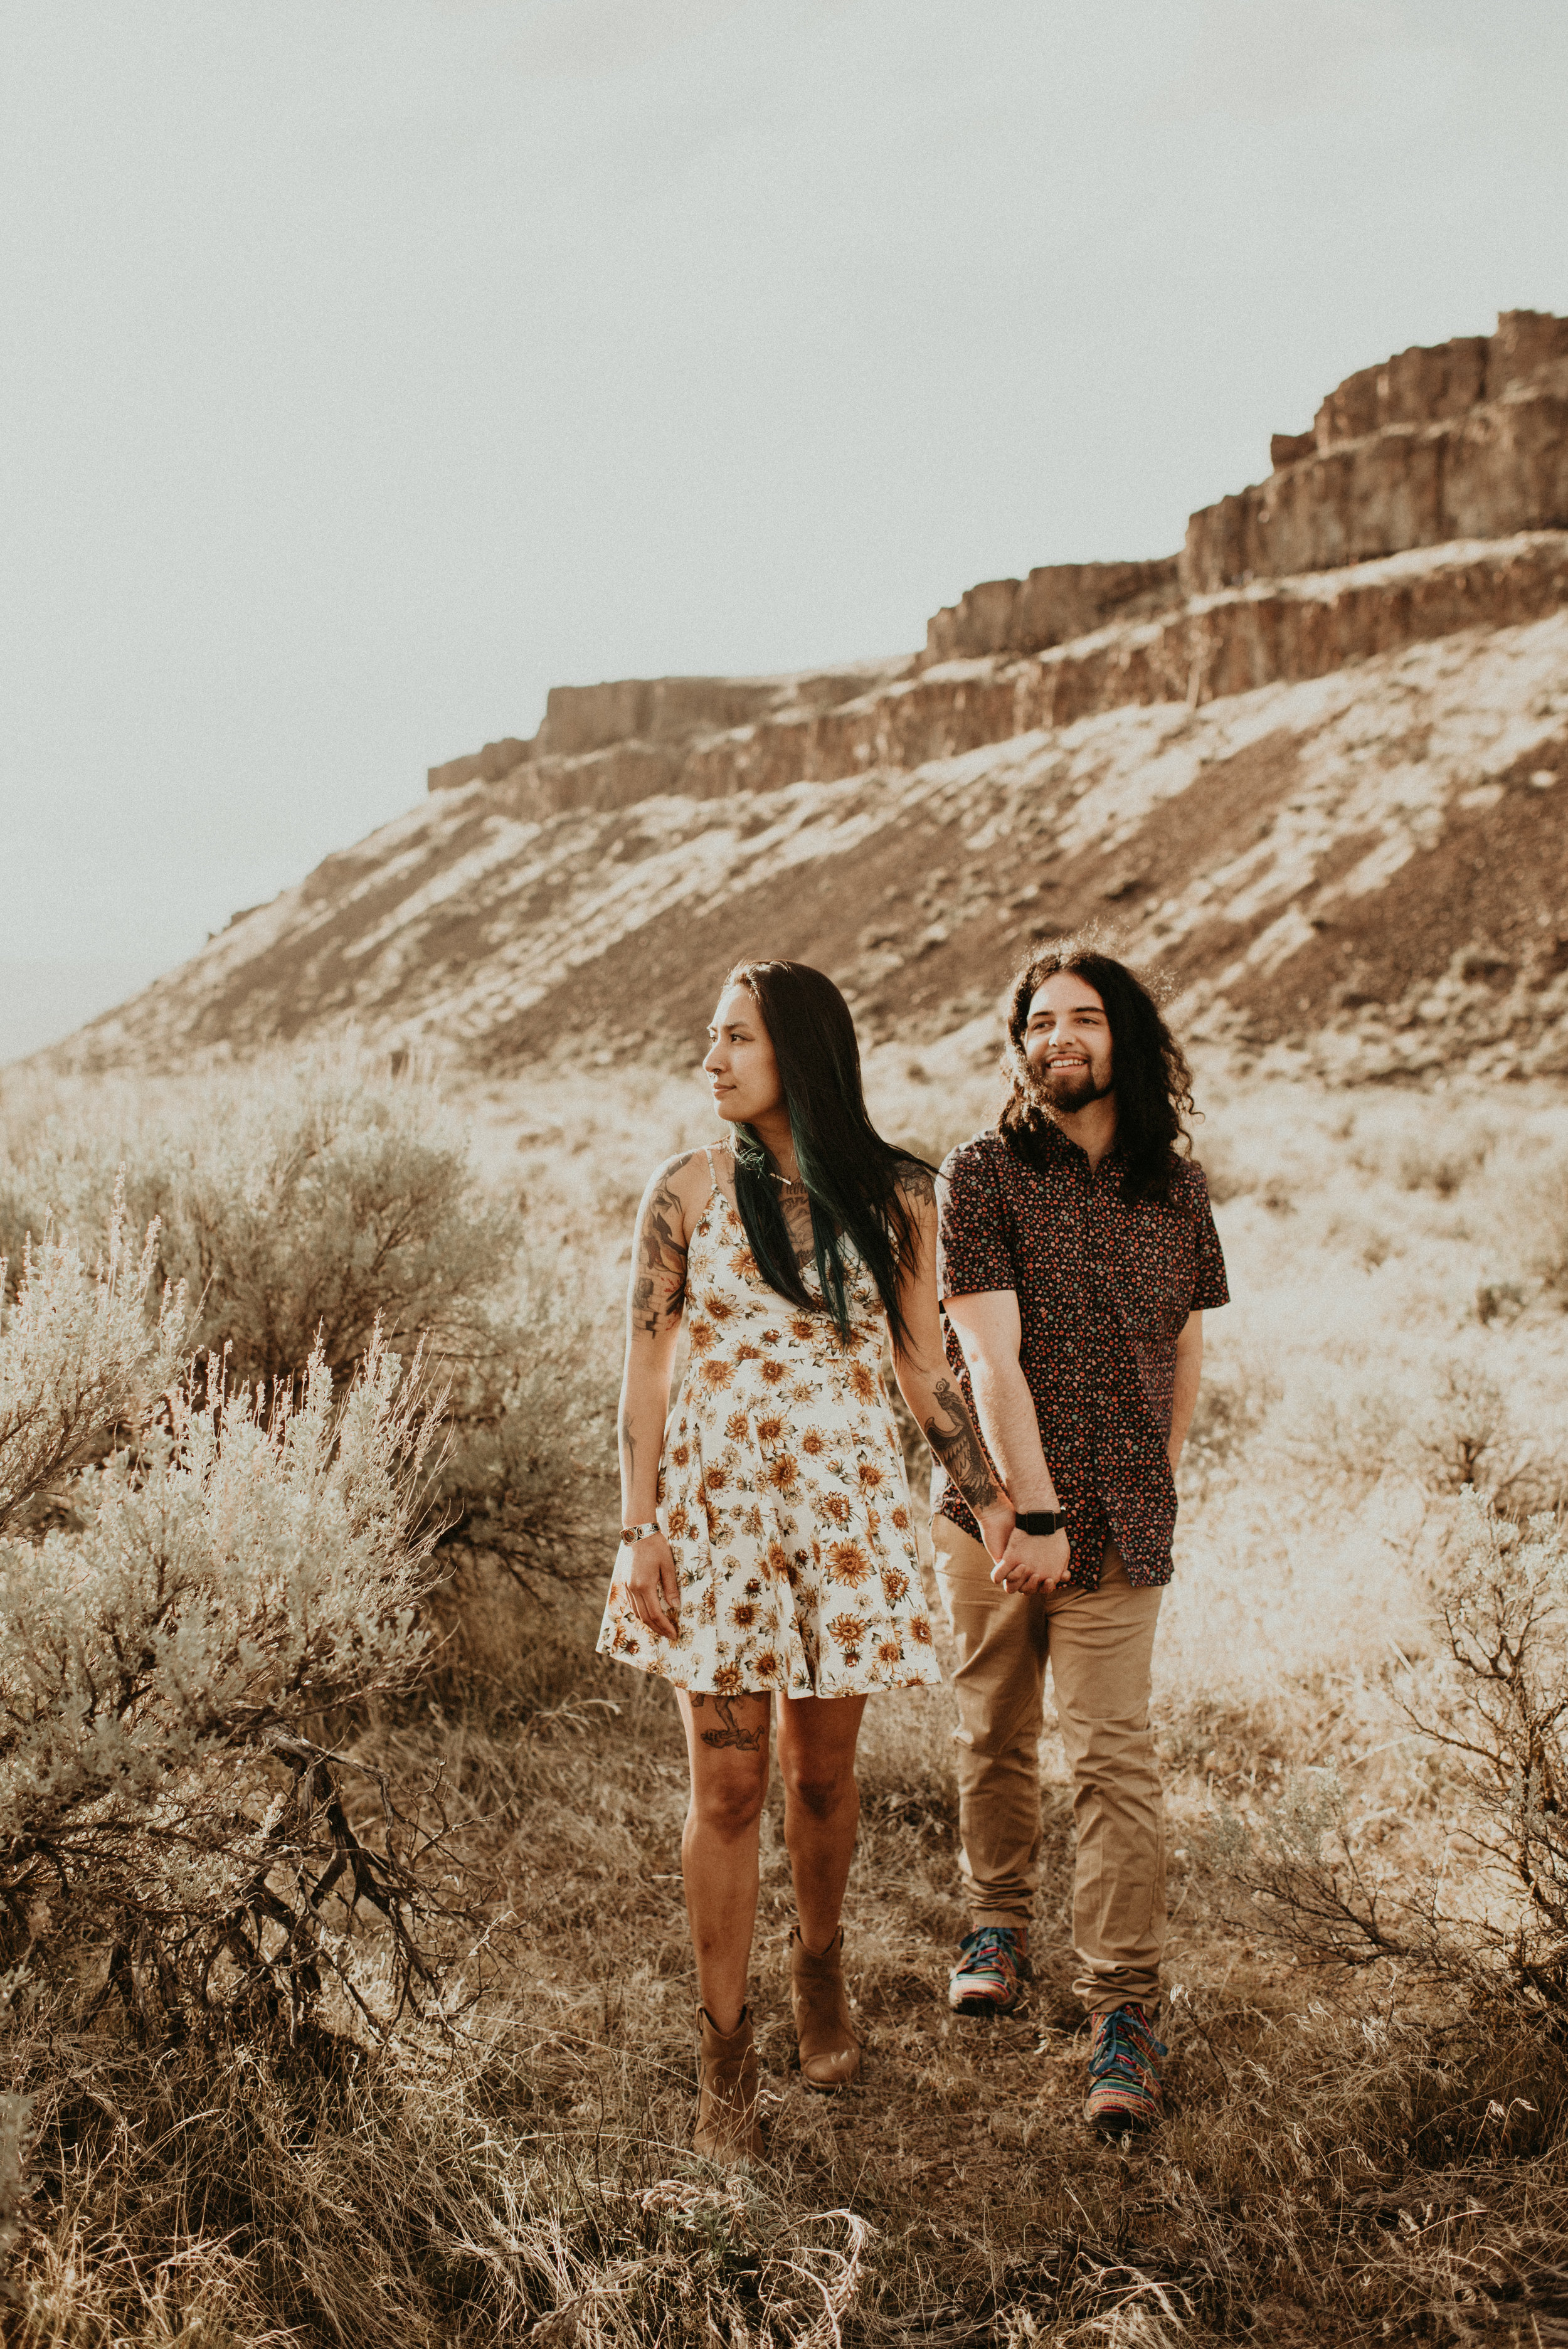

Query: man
[932,941,1228,2134]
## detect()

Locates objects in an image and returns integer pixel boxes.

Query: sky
[3,0,1566,1058]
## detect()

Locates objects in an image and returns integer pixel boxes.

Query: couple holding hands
[598,941,1227,2157]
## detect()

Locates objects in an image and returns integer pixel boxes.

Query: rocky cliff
[418,314,1567,829]
[1183,309,1568,592]
[919,559,1182,664]
[415,533,1565,830]
[41,312,1568,1088]
[58,581,1568,1089]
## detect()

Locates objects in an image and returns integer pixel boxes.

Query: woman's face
[703,984,785,1127]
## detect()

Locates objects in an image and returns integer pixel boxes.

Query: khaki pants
[932,1515,1166,2015]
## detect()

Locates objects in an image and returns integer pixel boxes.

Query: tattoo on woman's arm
[632,1159,692,1339]
[896,1164,936,1210]
[923,1375,1001,1511]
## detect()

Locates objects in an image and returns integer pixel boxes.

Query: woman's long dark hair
[999,939,1195,1204]
[720,960,926,1349]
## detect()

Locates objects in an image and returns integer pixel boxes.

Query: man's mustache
[1021,1059,1115,1108]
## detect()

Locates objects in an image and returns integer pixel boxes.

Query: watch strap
[619,1519,660,1544]
[1015,1508,1067,1538]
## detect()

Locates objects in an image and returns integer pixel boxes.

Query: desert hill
[52,310,1568,1083]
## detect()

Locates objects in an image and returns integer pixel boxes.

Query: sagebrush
[3,1053,1568,2343]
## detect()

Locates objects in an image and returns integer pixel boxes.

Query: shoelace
[958,1927,1019,1972]
[1089,2008,1167,2081]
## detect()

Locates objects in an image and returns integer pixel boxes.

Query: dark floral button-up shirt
[935,1123,1230,1589]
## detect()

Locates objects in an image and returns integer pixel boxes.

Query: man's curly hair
[999,938,1196,1203]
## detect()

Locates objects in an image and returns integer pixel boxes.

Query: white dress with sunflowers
[597,1152,940,1698]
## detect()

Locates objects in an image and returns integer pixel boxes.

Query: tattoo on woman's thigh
[692,1693,765,1751]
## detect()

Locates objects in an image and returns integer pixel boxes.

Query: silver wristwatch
[619,1520,660,1544]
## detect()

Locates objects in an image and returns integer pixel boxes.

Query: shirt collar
[1000,1116,1125,1181]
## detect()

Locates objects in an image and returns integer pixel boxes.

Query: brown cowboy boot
[789,1926,862,2091]
[694,2004,764,2161]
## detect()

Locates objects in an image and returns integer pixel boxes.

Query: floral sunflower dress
[597,1148,940,1698]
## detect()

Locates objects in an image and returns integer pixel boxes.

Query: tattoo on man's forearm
[690,1693,766,1751]
[923,1376,1001,1510]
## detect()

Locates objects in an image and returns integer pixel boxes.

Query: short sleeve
[937,1142,1017,1300]
[1187,1162,1230,1311]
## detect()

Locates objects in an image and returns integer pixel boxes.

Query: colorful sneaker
[1084,2002,1167,2134]
[948,1925,1032,2017]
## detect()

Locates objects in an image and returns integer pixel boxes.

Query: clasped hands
[975,1498,1073,1596]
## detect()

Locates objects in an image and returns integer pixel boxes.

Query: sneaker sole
[1085,2100,1160,2136]
[946,1954,1034,2018]
[950,1989,1025,2018]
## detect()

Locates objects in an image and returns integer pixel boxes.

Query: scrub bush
[1203,1488,1568,2034]
[433,1259,617,1604]
[0,1323,452,2045]
[0,1046,519,1388]
[1521,1149,1568,1305]
[0,1179,184,1534]
[0,1204,464,2280]
[0,1047,619,1588]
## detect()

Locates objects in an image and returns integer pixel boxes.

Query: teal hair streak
[731,1091,908,1348]
[721,957,924,1352]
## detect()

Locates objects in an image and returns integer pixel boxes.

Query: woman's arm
[889,1169,1015,1560]
[618,1153,697,1638]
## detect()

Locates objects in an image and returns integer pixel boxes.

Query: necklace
[770,1169,801,1189]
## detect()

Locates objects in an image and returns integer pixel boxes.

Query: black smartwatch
[1015,1508,1067,1538]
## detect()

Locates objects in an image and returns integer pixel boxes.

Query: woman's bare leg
[775,1692,869,1953]
[675,1690,773,2031]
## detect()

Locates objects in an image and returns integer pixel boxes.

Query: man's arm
[1167,1310,1204,1472]
[943,1290,1071,1594]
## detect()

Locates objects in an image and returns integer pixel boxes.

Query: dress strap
[702,1145,721,1194]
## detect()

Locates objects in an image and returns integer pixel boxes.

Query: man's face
[1021,973,1113,1113]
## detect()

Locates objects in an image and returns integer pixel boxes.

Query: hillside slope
[43,311,1568,1084]
[62,573,1568,1085]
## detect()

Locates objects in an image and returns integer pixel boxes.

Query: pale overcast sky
[3,0,1566,1054]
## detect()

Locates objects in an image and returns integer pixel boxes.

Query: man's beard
[1022,1060,1113,1116]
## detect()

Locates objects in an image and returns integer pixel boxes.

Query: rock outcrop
[920,559,1180,663]
[1183,310,1568,591]
[428,661,911,794]
[427,737,533,792]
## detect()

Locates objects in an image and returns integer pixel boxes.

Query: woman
[598,959,1012,2161]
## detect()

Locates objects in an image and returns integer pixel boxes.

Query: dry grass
[7,1051,1568,2342]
